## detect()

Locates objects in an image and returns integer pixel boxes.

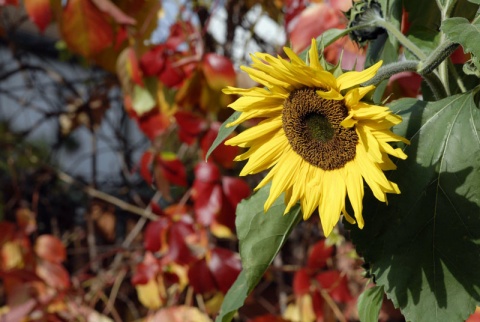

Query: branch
[56,171,158,220]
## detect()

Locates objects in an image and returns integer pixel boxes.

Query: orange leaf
[24,0,52,32]
[60,0,114,58]
[36,260,70,290]
[34,235,66,263]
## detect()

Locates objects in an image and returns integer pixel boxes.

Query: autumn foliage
[0,0,443,321]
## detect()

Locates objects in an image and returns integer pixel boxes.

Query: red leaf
[208,247,241,294]
[140,45,167,77]
[24,0,52,32]
[467,308,480,322]
[202,53,236,91]
[131,252,161,285]
[144,217,170,253]
[187,259,217,294]
[157,152,188,187]
[312,291,325,319]
[200,122,239,169]
[194,162,221,183]
[174,111,207,145]
[451,46,470,64]
[293,268,311,296]
[289,3,345,53]
[140,151,154,185]
[307,239,334,271]
[34,235,66,263]
[330,0,352,11]
[0,222,16,246]
[315,270,352,303]
[219,176,250,230]
[167,220,197,265]
[221,177,251,211]
[0,0,18,6]
[114,25,128,50]
[165,21,196,50]
[136,110,170,140]
[384,72,422,102]
[284,0,307,31]
[195,183,222,226]
[249,315,290,322]
[60,0,114,58]
[36,260,70,290]
[158,61,187,88]
[91,0,136,25]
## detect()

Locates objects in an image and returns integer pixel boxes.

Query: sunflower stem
[423,73,448,100]
[361,60,419,86]
[375,19,427,60]
[417,40,459,75]
[361,60,448,100]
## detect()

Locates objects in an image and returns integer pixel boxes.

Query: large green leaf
[358,285,384,322]
[404,0,441,60]
[216,186,302,322]
[348,92,480,322]
[441,17,480,76]
[205,111,240,160]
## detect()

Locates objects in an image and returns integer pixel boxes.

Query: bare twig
[56,171,158,220]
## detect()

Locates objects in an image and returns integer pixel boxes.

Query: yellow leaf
[283,294,316,322]
[136,279,163,309]
[1,242,24,270]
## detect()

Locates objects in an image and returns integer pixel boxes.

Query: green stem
[423,73,448,100]
[375,19,427,60]
[360,60,447,100]
[418,41,459,75]
[448,60,467,93]
[362,60,419,86]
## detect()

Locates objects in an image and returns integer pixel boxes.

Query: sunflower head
[345,0,386,46]
[223,39,408,236]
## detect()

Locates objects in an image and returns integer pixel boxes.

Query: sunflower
[223,39,409,236]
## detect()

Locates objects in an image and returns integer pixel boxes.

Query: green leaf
[216,185,302,321]
[403,0,441,61]
[348,92,480,322]
[237,188,302,289]
[132,77,157,115]
[441,17,480,76]
[358,285,384,322]
[205,111,240,160]
[468,0,480,4]
[297,28,350,61]
[215,270,248,322]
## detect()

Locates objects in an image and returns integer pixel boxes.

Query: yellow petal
[319,170,346,236]
[344,85,375,106]
[345,161,365,228]
[337,61,382,91]
[226,107,282,127]
[226,117,282,146]
[316,89,344,100]
[308,39,322,71]
[283,46,306,66]
[264,151,302,210]
[239,134,289,175]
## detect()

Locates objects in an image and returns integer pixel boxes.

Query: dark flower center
[282,88,358,170]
